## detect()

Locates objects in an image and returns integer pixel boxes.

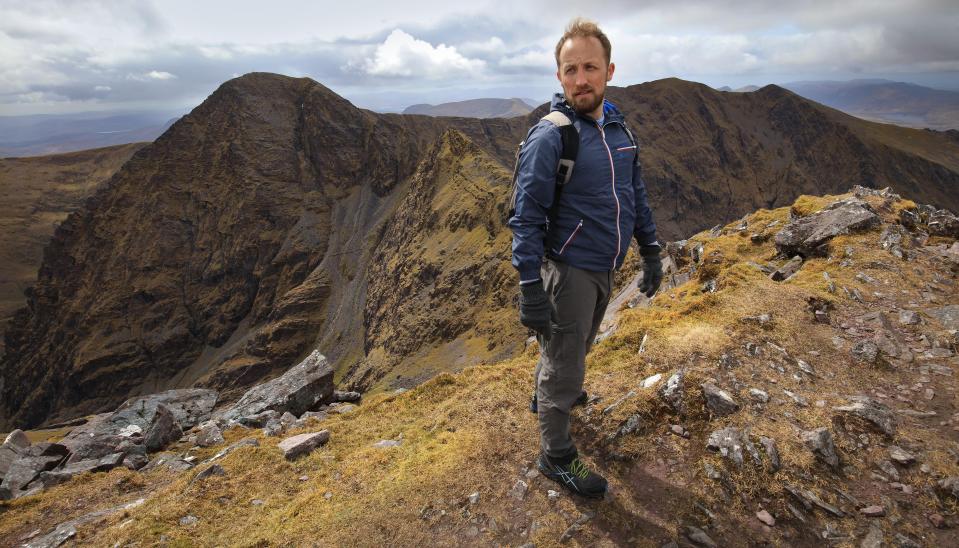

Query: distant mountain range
[402,97,534,118]
[717,79,959,131]
[0,111,180,158]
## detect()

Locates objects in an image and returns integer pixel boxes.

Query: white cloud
[146,70,176,80]
[362,29,485,78]
[94,85,111,91]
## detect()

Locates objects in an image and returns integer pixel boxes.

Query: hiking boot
[537,451,607,498]
[530,390,588,413]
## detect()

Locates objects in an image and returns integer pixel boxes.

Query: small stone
[659,372,686,416]
[852,341,881,364]
[888,446,916,465]
[468,492,480,504]
[684,525,717,547]
[748,388,769,403]
[196,423,225,447]
[641,373,663,388]
[899,310,921,325]
[547,490,560,501]
[3,429,30,449]
[332,390,362,402]
[861,523,884,548]
[277,430,330,460]
[324,492,333,500]
[834,397,897,437]
[877,460,900,481]
[299,475,309,481]
[373,439,402,448]
[742,313,773,326]
[783,389,809,407]
[706,427,747,467]
[251,499,264,506]
[701,382,740,418]
[801,427,839,469]
[330,403,357,414]
[771,256,803,282]
[928,513,946,528]
[756,509,775,526]
[670,424,686,437]
[860,505,886,517]
[192,464,226,482]
[509,480,528,501]
[759,437,781,473]
[179,515,199,527]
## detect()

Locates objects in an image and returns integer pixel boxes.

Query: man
[508,18,662,499]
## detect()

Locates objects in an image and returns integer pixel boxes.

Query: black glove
[639,244,663,298]
[519,281,551,341]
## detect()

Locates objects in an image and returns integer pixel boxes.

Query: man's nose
[575,69,588,87]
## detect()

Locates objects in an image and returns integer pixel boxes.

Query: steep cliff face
[355,129,520,389]
[2,73,958,430]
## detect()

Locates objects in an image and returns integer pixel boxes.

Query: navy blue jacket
[508,93,658,283]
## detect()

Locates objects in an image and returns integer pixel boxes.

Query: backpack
[507,110,638,223]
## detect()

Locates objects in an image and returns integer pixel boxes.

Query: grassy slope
[2,191,958,546]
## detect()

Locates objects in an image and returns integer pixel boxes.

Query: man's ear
[607,62,615,82]
[556,68,561,83]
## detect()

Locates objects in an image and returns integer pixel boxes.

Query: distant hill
[783,79,959,130]
[403,98,533,118]
[0,111,180,157]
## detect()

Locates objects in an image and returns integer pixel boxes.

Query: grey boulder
[278,430,330,460]
[216,350,334,425]
[774,198,880,257]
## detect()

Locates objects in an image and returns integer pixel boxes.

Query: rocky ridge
[0,187,957,546]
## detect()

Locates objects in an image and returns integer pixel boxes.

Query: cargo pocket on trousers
[545,319,581,380]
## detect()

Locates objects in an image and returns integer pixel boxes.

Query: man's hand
[639,244,663,298]
[519,281,552,341]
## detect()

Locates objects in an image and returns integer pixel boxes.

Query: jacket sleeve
[632,151,658,246]
[508,121,562,283]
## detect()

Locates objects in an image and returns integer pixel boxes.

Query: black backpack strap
[542,111,578,185]
[621,122,640,166]
[541,111,578,223]
[506,110,579,222]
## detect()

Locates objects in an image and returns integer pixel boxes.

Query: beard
[566,83,605,116]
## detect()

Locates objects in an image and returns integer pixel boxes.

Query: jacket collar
[550,92,625,126]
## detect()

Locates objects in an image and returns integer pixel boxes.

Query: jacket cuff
[518,265,542,284]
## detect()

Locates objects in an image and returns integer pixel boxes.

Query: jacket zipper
[558,219,583,255]
[597,121,622,270]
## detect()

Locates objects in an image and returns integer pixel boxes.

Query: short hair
[554,18,612,68]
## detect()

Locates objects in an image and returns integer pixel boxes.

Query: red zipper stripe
[558,219,583,255]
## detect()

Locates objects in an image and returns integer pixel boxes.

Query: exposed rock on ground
[774,198,881,257]
[215,350,333,425]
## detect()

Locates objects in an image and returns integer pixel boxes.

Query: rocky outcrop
[215,349,333,424]
[774,198,881,257]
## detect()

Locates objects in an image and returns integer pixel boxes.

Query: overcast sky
[1,0,958,115]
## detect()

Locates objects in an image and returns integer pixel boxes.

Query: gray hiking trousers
[533,259,613,458]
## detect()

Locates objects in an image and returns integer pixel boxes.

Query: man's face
[556,35,615,119]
